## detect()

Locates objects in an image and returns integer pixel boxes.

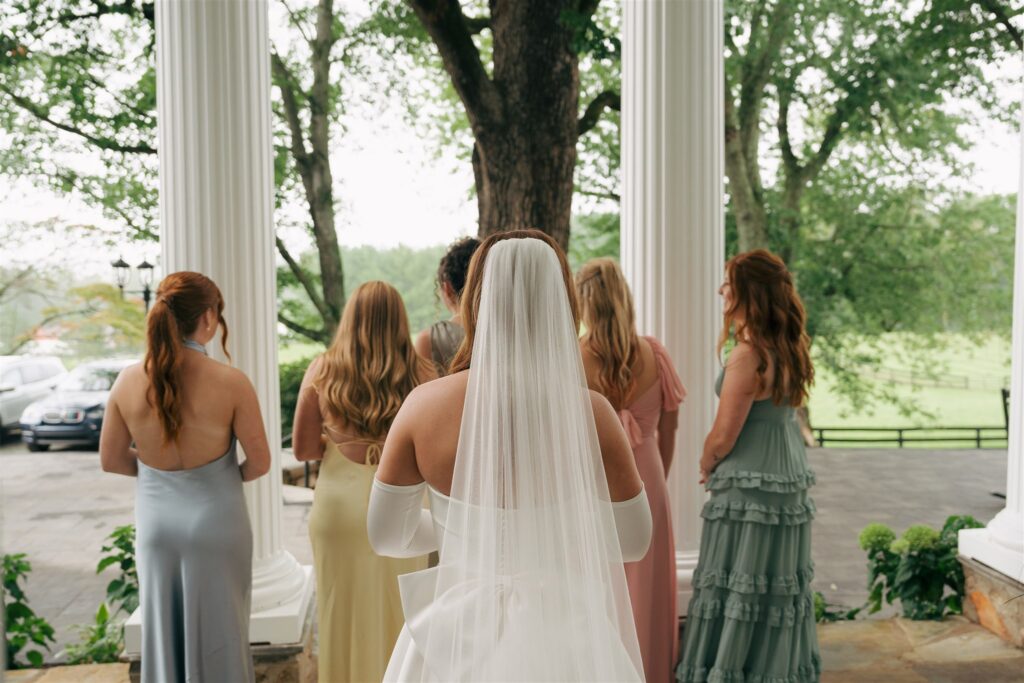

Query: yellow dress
[309,439,427,683]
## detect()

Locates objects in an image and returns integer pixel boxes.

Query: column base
[125,565,314,654]
[958,554,1024,648]
[676,550,699,617]
[959,514,1024,583]
[126,585,317,682]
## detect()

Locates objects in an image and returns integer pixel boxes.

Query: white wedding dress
[369,237,651,682]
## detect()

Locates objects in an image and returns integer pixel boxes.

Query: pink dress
[618,337,686,683]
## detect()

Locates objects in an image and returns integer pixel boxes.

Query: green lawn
[808,334,1011,448]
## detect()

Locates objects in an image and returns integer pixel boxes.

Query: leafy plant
[860,515,984,620]
[64,525,140,664]
[97,525,139,616]
[813,591,861,623]
[3,553,56,669]
[64,603,123,665]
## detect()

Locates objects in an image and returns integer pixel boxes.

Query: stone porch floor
[7,617,1023,682]
[0,441,1013,674]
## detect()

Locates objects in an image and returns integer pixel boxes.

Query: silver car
[0,356,67,433]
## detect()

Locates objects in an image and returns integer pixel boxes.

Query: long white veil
[406,237,643,681]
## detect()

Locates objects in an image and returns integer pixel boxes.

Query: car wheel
[27,443,49,453]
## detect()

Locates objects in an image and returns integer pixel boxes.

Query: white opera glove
[612,487,652,562]
[367,478,437,558]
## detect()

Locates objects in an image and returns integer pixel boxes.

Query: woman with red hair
[677,250,821,683]
[101,271,270,682]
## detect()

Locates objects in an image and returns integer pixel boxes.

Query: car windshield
[58,367,120,392]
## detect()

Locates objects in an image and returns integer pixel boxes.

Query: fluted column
[959,109,1024,584]
[125,0,312,649]
[621,0,725,615]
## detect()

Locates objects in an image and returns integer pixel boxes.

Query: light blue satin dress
[135,340,254,682]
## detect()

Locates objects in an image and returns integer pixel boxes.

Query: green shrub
[814,591,861,623]
[280,356,316,437]
[64,603,122,665]
[3,553,56,669]
[66,525,141,664]
[861,515,984,620]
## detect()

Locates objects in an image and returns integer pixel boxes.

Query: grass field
[278,333,1014,449]
[807,334,1011,448]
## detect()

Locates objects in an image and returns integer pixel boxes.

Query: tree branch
[404,0,502,127]
[578,90,620,135]
[278,313,327,343]
[270,52,310,167]
[581,89,618,135]
[280,0,314,45]
[978,0,1023,50]
[0,85,156,154]
[275,236,329,320]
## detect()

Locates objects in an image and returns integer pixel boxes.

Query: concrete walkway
[0,441,1011,667]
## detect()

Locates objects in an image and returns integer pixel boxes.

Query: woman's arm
[376,390,426,486]
[99,379,138,477]
[292,357,326,462]
[232,371,272,482]
[590,390,644,502]
[657,409,679,475]
[699,343,759,483]
[413,329,432,364]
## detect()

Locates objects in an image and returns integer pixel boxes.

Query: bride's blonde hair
[575,258,640,410]
[314,281,430,438]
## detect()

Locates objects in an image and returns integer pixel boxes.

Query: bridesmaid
[414,236,480,375]
[293,281,435,683]
[100,271,269,683]
[576,258,685,683]
[677,250,820,683]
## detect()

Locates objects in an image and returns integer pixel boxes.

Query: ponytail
[144,272,228,442]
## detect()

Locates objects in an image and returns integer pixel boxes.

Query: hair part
[575,258,640,410]
[315,281,431,438]
[145,271,228,443]
[718,249,814,407]
[449,229,578,375]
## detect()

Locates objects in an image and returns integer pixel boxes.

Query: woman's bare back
[106,350,266,472]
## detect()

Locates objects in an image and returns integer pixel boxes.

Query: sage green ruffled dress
[676,368,821,683]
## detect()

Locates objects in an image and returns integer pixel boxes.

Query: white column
[126,0,313,652]
[621,0,725,614]
[959,110,1024,584]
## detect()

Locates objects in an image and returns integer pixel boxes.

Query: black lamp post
[111,257,156,313]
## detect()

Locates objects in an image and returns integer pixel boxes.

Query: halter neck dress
[309,433,427,682]
[135,340,254,682]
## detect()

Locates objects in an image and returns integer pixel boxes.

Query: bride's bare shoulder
[404,370,469,412]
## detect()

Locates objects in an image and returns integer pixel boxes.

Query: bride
[368,230,653,682]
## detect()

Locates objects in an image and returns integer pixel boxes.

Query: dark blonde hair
[718,249,813,407]
[449,229,578,374]
[145,272,228,442]
[315,281,431,438]
[575,258,640,410]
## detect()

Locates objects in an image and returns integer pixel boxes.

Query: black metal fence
[815,425,1008,448]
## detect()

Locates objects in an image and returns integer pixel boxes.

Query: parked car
[0,356,67,434]
[19,358,136,452]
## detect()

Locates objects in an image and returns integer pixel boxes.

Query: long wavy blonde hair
[575,258,640,410]
[314,281,431,438]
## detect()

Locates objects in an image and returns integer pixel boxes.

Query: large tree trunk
[408,0,589,253]
[724,97,769,252]
[473,0,579,251]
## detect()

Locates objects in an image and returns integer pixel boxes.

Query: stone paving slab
[820,617,1024,683]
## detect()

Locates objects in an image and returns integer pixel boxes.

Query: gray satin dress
[429,319,464,376]
[136,439,254,683]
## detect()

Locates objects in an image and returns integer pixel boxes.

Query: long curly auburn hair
[145,271,229,442]
[718,250,813,407]
[314,281,431,439]
[575,258,640,410]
